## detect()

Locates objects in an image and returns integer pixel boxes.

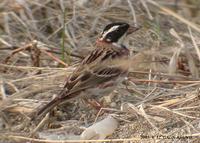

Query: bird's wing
[64,66,125,98]
[63,45,127,92]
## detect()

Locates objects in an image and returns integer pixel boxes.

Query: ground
[0,0,200,142]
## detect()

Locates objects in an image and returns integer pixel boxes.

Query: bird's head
[97,22,140,44]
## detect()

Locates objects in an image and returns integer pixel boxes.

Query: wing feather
[61,44,129,97]
[62,66,125,97]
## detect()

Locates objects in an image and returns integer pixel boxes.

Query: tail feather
[33,86,85,120]
[34,97,61,119]
[33,90,75,120]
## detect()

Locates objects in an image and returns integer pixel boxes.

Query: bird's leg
[83,98,103,110]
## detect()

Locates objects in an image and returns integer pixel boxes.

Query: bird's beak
[127,24,141,35]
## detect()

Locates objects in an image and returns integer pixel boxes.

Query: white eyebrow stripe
[101,25,119,40]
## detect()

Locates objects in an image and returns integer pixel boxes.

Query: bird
[35,22,140,119]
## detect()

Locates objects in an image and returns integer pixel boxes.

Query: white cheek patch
[100,25,119,40]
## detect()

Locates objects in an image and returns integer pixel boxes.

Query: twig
[30,41,41,67]
[146,0,200,33]
[30,113,50,137]
[129,78,200,84]
[151,105,199,119]
[0,78,7,100]
[138,104,159,131]
[140,0,153,20]
[3,43,34,64]
[188,26,200,62]
[129,71,195,80]
[0,45,84,59]
[0,63,72,70]
[3,41,69,67]
[5,82,19,93]
[40,49,68,67]
[127,0,137,23]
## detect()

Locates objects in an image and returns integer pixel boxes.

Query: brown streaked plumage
[35,22,140,119]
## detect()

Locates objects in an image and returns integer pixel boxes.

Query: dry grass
[0,0,200,142]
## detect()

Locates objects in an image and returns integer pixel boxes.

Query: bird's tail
[32,89,75,120]
[31,90,79,120]
[33,97,62,120]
